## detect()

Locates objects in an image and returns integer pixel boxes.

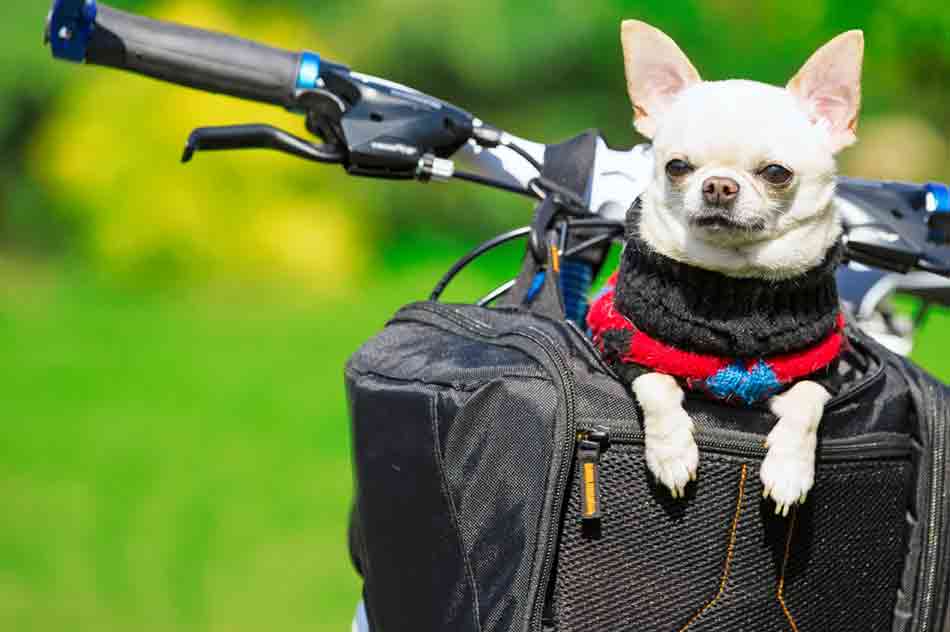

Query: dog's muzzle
[691,210,766,233]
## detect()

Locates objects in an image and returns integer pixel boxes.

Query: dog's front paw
[644,408,699,498]
[760,422,817,516]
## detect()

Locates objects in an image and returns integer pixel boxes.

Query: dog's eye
[665,159,693,178]
[759,164,794,186]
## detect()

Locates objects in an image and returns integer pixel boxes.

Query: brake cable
[431,217,624,303]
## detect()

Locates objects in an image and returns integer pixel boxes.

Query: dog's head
[621,21,863,277]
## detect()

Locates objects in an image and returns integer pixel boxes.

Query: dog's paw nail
[763,484,773,499]
[643,409,698,501]
[799,491,808,505]
[782,503,791,517]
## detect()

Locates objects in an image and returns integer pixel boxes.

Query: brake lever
[181,124,344,164]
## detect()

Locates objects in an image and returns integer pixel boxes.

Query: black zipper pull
[576,426,609,522]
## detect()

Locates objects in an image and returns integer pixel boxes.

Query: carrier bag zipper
[578,427,913,460]
[572,426,912,527]
[576,426,610,522]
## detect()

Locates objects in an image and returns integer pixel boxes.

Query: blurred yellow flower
[29,0,365,291]
[842,115,949,183]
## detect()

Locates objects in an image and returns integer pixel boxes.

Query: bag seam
[428,391,483,632]
[345,367,548,392]
[777,508,801,632]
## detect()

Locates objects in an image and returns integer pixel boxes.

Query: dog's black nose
[702,177,740,206]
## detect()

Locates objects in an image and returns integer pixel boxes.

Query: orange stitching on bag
[777,508,800,632]
[677,464,748,632]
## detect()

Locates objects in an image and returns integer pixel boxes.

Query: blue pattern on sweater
[705,361,783,405]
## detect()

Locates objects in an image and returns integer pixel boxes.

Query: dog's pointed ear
[787,30,864,154]
[620,20,701,139]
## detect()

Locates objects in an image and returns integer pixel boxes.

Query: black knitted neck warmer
[613,234,843,359]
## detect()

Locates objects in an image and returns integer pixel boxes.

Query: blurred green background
[2,0,949,629]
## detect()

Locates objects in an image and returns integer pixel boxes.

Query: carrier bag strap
[504,240,566,320]
[502,131,600,321]
[542,130,599,202]
[544,130,612,281]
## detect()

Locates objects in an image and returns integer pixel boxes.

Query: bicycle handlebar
[44,0,950,281]
[47,0,319,108]
[48,0,479,178]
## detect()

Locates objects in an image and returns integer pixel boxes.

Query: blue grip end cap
[295,51,321,90]
[926,182,950,213]
[926,182,950,244]
[47,0,98,62]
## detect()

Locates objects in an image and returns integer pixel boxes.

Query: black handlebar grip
[85,5,303,107]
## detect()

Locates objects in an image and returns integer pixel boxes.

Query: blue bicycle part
[46,0,97,62]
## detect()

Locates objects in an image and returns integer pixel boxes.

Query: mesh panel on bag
[553,441,911,632]
[554,448,749,631]
[781,463,911,631]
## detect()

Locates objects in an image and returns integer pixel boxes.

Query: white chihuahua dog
[589,22,863,515]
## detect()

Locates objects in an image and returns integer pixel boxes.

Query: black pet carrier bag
[346,301,950,632]
[344,138,950,632]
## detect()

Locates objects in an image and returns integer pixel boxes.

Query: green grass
[1,281,360,631]
[0,256,947,631]
[0,248,513,631]
[900,302,950,383]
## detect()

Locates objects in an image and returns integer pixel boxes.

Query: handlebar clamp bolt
[417,154,454,183]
